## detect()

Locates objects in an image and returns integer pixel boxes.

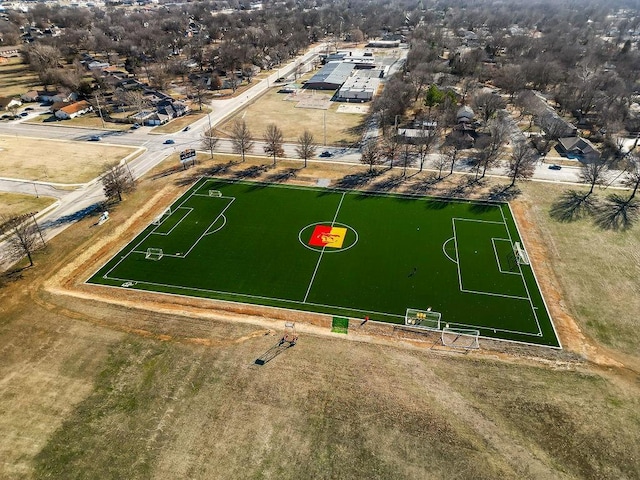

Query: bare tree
[190,77,209,111]
[433,153,449,179]
[443,138,465,176]
[230,119,254,162]
[228,74,242,93]
[622,156,640,202]
[295,130,318,168]
[101,162,135,202]
[472,92,506,125]
[201,128,219,159]
[399,144,416,178]
[381,132,401,169]
[477,116,510,179]
[507,140,537,187]
[263,123,284,165]
[579,157,610,196]
[360,141,383,173]
[0,214,45,267]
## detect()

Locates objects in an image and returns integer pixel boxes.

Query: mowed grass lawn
[0,193,56,218]
[216,84,364,146]
[89,178,558,347]
[0,135,138,183]
[0,58,41,98]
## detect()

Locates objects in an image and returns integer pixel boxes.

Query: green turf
[88,178,560,348]
[332,317,350,334]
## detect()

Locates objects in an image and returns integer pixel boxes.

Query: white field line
[302,192,346,303]
[499,205,543,336]
[491,237,520,275]
[442,237,458,264]
[94,178,552,343]
[505,203,562,347]
[151,208,193,236]
[98,274,544,337]
[104,182,232,277]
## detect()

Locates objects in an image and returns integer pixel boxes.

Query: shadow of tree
[265,167,298,183]
[484,184,521,201]
[369,174,404,192]
[550,190,598,222]
[593,195,639,231]
[235,165,268,179]
[405,174,440,195]
[41,203,102,228]
[333,171,379,190]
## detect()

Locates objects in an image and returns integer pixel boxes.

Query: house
[519,90,577,138]
[557,137,601,161]
[54,100,93,119]
[87,61,110,70]
[39,91,77,104]
[21,90,40,102]
[0,97,22,110]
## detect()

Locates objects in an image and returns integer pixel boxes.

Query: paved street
[0,42,630,270]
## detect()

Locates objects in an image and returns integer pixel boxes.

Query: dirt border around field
[39,165,635,375]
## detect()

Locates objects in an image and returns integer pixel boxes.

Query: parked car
[319,151,333,158]
[20,112,29,117]
[89,135,101,141]
[131,123,140,129]
[548,164,562,170]
[24,107,34,111]
[164,139,175,144]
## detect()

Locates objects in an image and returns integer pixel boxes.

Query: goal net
[513,241,530,265]
[441,326,480,350]
[145,248,163,260]
[405,308,441,330]
[152,207,171,225]
[209,190,222,197]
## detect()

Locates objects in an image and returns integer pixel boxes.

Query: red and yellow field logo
[309,225,347,248]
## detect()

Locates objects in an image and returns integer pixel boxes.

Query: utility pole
[95,90,105,129]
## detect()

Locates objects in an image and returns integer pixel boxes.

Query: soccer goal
[152,207,171,225]
[145,248,163,260]
[513,241,530,265]
[405,308,441,330]
[209,190,222,197]
[441,325,480,350]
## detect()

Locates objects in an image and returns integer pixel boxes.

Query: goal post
[145,248,163,260]
[209,190,222,197]
[441,326,480,350]
[405,308,441,330]
[513,241,530,265]
[152,207,172,225]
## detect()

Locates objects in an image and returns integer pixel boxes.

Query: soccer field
[88,178,560,348]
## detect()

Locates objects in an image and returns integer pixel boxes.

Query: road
[0,42,629,270]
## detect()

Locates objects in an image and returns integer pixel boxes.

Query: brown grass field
[215,75,365,146]
[0,158,639,479]
[0,58,41,98]
[0,135,139,183]
[0,193,56,218]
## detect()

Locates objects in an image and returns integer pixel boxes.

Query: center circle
[298,221,359,253]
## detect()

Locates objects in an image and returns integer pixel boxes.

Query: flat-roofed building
[305,62,355,90]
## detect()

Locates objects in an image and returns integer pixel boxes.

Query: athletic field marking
[451,216,540,330]
[90,178,556,344]
[451,217,504,225]
[151,207,193,236]
[303,192,346,303]
[442,237,458,264]
[104,193,234,277]
[491,238,520,275]
[298,221,359,253]
[204,215,227,236]
[99,273,544,337]
[498,205,543,336]
[504,203,562,348]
